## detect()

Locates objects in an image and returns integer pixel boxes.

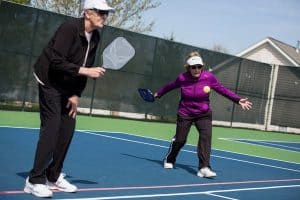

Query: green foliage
[31,0,81,16]
[212,44,229,54]
[107,0,160,33]
[6,0,30,5]
[29,0,160,33]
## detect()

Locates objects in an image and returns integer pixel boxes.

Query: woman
[24,0,114,198]
[154,51,252,178]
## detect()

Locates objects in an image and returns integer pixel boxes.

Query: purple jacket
[156,71,241,117]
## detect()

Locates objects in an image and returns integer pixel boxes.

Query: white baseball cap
[186,56,204,66]
[83,0,115,12]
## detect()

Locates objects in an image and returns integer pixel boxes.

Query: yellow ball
[203,86,210,93]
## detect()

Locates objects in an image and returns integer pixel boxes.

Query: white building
[237,37,300,67]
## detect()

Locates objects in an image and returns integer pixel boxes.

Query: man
[24,0,114,198]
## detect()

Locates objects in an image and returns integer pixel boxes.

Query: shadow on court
[0,127,300,200]
[121,153,198,175]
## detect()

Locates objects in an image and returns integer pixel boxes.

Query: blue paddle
[138,88,155,102]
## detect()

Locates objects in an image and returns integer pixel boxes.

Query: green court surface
[0,110,299,164]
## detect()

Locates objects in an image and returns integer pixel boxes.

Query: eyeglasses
[93,9,109,16]
[189,65,203,70]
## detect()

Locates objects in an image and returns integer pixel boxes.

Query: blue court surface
[0,126,300,200]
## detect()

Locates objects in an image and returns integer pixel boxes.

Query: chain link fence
[1,1,299,133]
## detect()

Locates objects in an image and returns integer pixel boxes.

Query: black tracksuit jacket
[33,18,100,97]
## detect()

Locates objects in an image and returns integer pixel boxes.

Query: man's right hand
[78,67,106,78]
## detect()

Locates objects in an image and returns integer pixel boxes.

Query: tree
[106,0,160,33]
[6,0,30,5]
[29,0,160,34]
[163,31,176,41]
[212,44,229,54]
[31,0,81,17]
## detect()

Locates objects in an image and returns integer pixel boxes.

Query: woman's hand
[66,95,79,118]
[239,98,252,110]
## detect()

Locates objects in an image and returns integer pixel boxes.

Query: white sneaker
[163,160,174,169]
[24,177,53,198]
[197,167,217,178]
[46,173,77,193]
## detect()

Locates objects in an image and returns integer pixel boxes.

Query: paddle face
[102,37,135,70]
[138,88,155,102]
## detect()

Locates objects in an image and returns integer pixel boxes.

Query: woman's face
[189,65,203,78]
[87,9,109,29]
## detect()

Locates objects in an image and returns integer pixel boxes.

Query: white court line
[252,141,300,151]
[212,147,300,165]
[219,137,300,144]
[0,125,39,130]
[78,128,300,165]
[219,137,300,152]
[53,185,300,200]
[206,193,238,200]
[1,126,299,165]
[81,131,300,173]
[0,126,300,199]
[207,184,300,193]
[1,178,300,195]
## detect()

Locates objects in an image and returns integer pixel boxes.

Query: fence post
[264,64,279,131]
[230,59,242,127]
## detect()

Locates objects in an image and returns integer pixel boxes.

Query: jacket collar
[78,18,100,43]
[78,18,86,38]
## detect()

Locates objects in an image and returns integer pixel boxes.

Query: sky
[141,0,300,55]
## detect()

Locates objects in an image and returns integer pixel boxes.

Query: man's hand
[66,95,79,118]
[78,67,105,78]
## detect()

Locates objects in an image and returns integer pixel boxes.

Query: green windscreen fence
[0,1,299,132]
[271,66,300,128]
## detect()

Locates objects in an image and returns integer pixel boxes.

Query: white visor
[83,0,115,12]
[186,56,204,66]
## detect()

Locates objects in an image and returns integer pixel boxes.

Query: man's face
[86,9,109,29]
